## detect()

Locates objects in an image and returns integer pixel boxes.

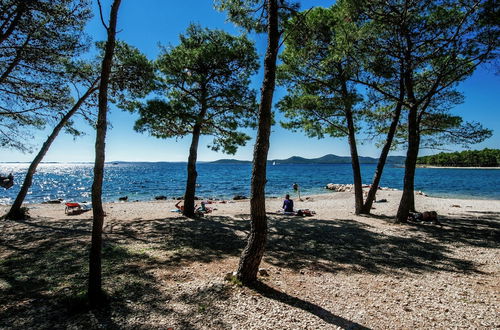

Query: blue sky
[3,0,499,163]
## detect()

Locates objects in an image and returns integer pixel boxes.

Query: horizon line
[0,153,406,164]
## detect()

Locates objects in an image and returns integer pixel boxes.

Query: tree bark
[236,0,279,284]
[183,85,207,218]
[360,101,402,214]
[396,105,419,222]
[88,0,121,309]
[347,118,363,215]
[5,81,98,220]
[361,68,405,215]
[395,30,419,223]
[183,123,202,218]
[182,122,201,218]
[340,74,363,215]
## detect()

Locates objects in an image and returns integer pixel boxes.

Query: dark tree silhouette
[88,0,122,308]
[216,0,299,283]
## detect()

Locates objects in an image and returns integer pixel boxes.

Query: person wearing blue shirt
[282,194,294,213]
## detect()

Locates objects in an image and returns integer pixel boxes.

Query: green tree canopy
[5,40,155,220]
[350,0,499,221]
[278,5,363,139]
[134,24,258,217]
[134,24,258,154]
[417,148,500,167]
[214,0,299,33]
[0,0,92,152]
[277,4,370,213]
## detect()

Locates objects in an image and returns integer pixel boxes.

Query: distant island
[211,154,406,165]
[417,148,500,167]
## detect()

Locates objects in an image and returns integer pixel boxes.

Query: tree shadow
[403,210,500,248]
[0,208,494,328]
[0,219,169,329]
[105,215,248,265]
[104,213,481,275]
[176,282,233,329]
[250,281,370,330]
[263,216,476,275]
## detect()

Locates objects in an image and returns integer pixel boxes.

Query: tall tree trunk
[183,86,207,218]
[396,32,418,223]
[340,75,363,215]
[183,124,202,218]
[236,0,279,284]
[361,101,404,214]
[396,105,419,223]
[5,82,98,220]
[346,118,363,215]
[88,0,121,308]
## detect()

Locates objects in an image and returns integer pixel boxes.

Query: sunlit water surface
[0,162,499,204]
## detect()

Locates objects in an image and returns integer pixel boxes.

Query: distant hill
[211,159,251,164]
[211,154,405,165]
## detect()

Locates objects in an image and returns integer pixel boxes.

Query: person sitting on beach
[175,200,185,212]
[175,200,201,213]
[196,201,212,214]
[282,194,294,213]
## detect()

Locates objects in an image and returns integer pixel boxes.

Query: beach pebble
[258,268,270,277]
[42,199,63,204]
[224,271,237,281]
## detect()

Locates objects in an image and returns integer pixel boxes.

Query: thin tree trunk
[340,75,363,215]
[183,124,202,218]
[236,0,279,284]
[183,86,207,218]
[347,119,363,215]
[361,77,405,214]
[396,31,418,223]
[361,100,404,214]
[396,105,419,223]
[88,0,121,308]
[361,59,406,215]
[5,82,98,220]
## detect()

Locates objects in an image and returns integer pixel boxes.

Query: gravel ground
[0,191,499,329]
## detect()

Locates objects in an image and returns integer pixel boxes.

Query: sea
[1,162,499,204]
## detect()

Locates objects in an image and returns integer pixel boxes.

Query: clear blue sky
[3,0,499,163]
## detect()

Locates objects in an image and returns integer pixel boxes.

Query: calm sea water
[0,162,499,204]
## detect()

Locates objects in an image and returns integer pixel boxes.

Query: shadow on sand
[0,208,498,328]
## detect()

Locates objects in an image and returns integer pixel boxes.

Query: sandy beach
[1,190,499,329]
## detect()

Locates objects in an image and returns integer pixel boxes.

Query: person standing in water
[292,182,301,200]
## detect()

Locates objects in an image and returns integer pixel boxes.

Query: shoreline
[3,191,500,215]
[1,187,500,207]
[2,184,500,207]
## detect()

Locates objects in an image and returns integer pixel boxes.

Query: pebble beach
[1,190,499,329]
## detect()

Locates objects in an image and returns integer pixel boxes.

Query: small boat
[272,161,276,165]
